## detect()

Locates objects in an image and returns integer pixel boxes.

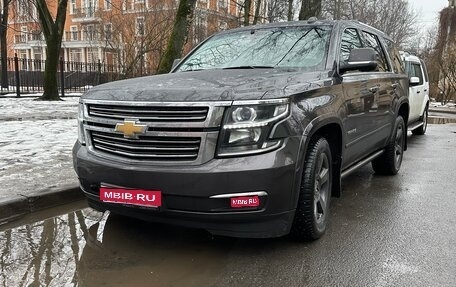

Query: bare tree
[322,0,417,46]
[35,0,69,100]
[244,0,252,25]
[267,0,290,22]
[157,0,197,74]
[99,1,176,77]
[299,0,322,20]
[0,0,12,89]
[438,43,456,104]
[253,0,262,24]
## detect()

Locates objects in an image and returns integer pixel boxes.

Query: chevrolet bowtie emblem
[115,120,147,138]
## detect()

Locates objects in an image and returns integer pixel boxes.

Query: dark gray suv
[73,20,409,240]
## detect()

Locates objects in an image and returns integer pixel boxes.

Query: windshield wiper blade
[222,65,275,70]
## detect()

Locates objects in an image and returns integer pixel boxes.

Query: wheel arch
[300,116,344,199]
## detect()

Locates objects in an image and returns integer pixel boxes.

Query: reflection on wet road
[1,124,456,287]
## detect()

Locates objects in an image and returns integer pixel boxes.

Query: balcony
[14,33,44,45]
[71,7,101,23]
[64,31,104,42]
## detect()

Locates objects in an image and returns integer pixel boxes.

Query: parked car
[73,20,409,241]
[401,51,430,135]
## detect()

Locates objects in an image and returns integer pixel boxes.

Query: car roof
[400,51,422,63]
[215,20,393,42]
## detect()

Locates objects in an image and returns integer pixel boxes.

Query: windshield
[176,26,332,72]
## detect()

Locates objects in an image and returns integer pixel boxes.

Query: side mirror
[340,48,377,74]
[171,58,181,70]
[410,76,420,86]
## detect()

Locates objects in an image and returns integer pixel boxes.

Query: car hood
[82,69,327,102]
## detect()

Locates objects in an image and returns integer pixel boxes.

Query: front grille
[90,131,201,161]
[88,104,209,122]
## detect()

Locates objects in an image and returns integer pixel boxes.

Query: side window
[361,31,390,72]
[412,63,424,85]
[340,28,363,64]
[420,59,429,82]
[384,39,405,74]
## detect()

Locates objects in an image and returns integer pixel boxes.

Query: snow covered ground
[0,96,80,200]
[429,101,456,109]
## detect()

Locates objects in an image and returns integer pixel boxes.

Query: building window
[69,48,82,63]
[19,50,28,70]
[105,0,112,10]
[84,25,95,41]
[87,48,99,64]
[218,0,228,9]
[136,17,145,36]
[85,0,96,17]
[193,14,207,44]
[70,26,78,41]
[33,48,42,71]
[70,0,77,14]
[104,23,112,40]
[20,26,27,43]
[17,0,30,17]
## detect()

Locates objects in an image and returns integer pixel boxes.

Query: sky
[412,0,449,31]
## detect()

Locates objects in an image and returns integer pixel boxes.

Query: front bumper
[73,137,301,238]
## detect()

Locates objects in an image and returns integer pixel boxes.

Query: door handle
[391,82,399,89]
[369,86,379,93]
[417,91,421,94]
[424,89,428,92]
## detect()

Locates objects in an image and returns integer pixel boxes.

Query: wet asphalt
[1,124,455,287]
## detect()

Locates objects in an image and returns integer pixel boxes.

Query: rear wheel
[290,137,332,241]
[372,116,405,175]
[412,106,428,135]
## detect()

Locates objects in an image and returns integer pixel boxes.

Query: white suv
[401,52,430,135]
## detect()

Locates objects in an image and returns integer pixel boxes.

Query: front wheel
[290,137,332,241]
[372,116,406,175]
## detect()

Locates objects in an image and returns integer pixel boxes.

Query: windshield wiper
[222,65,275,70]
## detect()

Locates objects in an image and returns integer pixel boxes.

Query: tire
[372,116,406,175]
[412,106,428,135]
[290,136,332,241]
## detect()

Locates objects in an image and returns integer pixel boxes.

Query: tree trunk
[244,0,252,26]
[35,0,68,101]
[157,0,197,74]
[299,0,322,20]
[253,0,262,25]
[41,39,60,100]
[288,0,294,21]
[0,0,9,89]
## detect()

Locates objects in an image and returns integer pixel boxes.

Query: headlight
[77,102,86,145]
[217,99,289,157]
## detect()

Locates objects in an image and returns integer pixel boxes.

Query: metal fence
[0,55,123,96]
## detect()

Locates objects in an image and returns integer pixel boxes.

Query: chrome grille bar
[90,131,201,161]
[88,104,209,122]
[94,146,199,159]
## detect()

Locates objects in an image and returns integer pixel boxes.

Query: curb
[0,185,84,224]
[429,108,456,115]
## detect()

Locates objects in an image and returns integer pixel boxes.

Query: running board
[341,150,385,179]
[408,121,424,131]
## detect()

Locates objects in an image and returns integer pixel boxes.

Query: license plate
[100,186,162,207]
[231,196,260,208]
